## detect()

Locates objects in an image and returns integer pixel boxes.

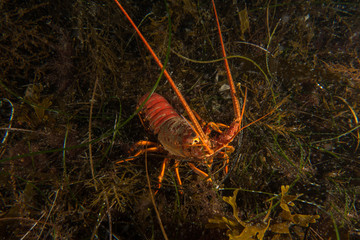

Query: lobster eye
[192,137,200,145]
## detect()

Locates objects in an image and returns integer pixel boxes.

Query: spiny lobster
[114,0,269,193]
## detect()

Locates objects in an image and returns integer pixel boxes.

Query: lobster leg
[174,160,184,194]
[218,149,234,174]
[206,122,230,134]
[153,158,214,194]
[192,110,229,134]
[116,140,161,164]
[155,158,170,195]
[131,140,158,149]
[155,159,183,195]
[187,163,212,182]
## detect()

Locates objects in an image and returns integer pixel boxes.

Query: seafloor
[1,0,359,239]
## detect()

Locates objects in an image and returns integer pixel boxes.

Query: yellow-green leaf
[238,8,250,40]
[292,213,320,227]
[270,222,290,234]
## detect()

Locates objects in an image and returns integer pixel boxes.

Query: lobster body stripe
[139,93,179,134]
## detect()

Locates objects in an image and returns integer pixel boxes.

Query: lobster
[114,0,269,193]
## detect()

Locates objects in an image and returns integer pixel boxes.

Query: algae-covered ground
[1,0,359,239]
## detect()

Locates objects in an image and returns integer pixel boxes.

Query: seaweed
[208,185,320,239]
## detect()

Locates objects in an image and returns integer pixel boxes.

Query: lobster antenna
[113,0,212,153]
[211,0,241,121]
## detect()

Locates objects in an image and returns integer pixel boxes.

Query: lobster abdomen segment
[139,93,179,134]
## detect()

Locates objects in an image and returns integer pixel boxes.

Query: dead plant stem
[89,76,99,190]
[145,150,168,240]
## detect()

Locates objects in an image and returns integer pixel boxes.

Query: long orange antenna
[211,0,241,121]
[113,0,212,153]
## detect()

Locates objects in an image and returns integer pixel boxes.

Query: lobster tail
[139,93,179,134]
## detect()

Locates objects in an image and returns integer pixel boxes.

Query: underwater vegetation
[0,0,359,239]
[208,185,320,239]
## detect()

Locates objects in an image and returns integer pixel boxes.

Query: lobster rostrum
[114,0,267,192]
